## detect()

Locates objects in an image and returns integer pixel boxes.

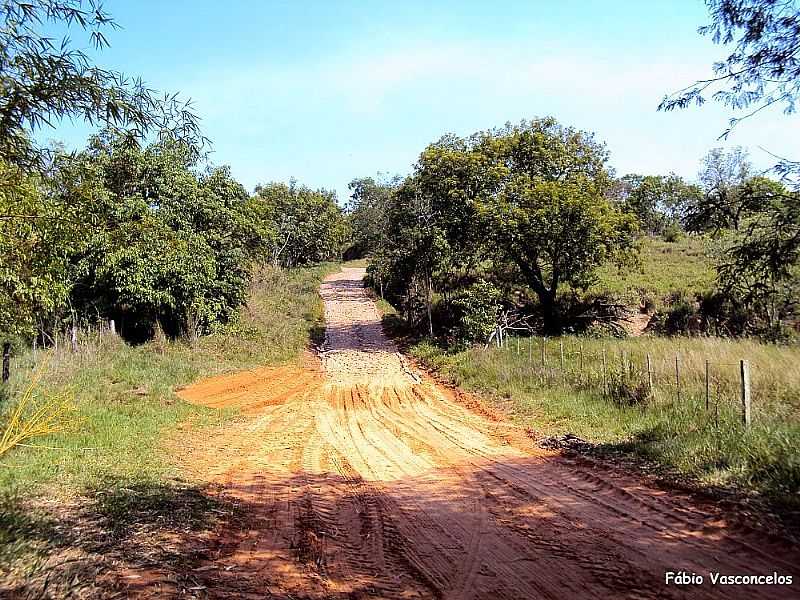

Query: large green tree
[58,134,253,341]
[447,120,636,328]
[370,118,638,332]
[250,181,347,268]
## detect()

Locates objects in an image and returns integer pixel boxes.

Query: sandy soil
[156,267,800,599]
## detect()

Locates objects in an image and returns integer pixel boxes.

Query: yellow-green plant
[0,379,79,459]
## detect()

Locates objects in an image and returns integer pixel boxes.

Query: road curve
[171,267,800,600]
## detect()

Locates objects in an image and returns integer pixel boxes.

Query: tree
[686,147,758,231]
[408,135,497,271]
[366,133,497,333]
[474,120,636,328]
[370,118,638,333]
[250,181,347,268]
[0,159,83,340]
[388,178,452,335]
[0,0,205,171]
[346,174,398,258]
[59,133,253,341]
[484,177,637,329]
[660,0,800,184]
[717,180,800,329]
[660,0,800,132]
[618,173,701,235]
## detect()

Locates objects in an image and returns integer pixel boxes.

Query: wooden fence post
[70,322,78,353]
[528,336,532,363]
[740,359,751,427]
[541,337,546,368]
[646,354,653,393]
[2,342,10,383]
[109,319,116,336]
[559,340,565,371]
[675,355,681,402]
[601,348,607,395]
[516,336,520,356]
[620,350,627,383]
[705,360,710,411]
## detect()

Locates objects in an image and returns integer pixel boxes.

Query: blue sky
[43,0,799,202]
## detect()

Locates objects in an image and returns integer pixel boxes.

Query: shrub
[661,300,701,335]
[663,222,684,243]
[449,280,502,344]
[606,375,650,406]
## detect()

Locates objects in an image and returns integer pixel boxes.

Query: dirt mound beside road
[150,267,800,599]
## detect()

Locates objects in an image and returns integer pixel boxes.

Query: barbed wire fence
[486,335,755,428]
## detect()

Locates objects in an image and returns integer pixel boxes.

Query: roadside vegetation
[0,263,336,595]
[360,135,800,520]
[0,0,799,591]
[0,263,335,495]
[352,135,797,343]
[0,1,348,470]
[411,337,800,511]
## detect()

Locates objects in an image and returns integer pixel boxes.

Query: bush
[662,222,684,243]
[661,300,701,335]
[605,370,651,406]
[449,280,502,344]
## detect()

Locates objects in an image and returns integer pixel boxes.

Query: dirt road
[173,267,799,599]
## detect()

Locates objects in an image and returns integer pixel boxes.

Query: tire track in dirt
[158,266,800,600]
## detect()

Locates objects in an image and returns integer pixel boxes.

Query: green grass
[411,335,800,512]
[0,262,338,497]
[587,236,715,305]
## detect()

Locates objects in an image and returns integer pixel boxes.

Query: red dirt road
[172,267,799,599]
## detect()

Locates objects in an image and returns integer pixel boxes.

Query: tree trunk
[426,274,434,337]
[539,290,561,334]
[512,256,562,333]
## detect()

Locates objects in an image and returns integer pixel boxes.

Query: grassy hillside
[586,236,715,306]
